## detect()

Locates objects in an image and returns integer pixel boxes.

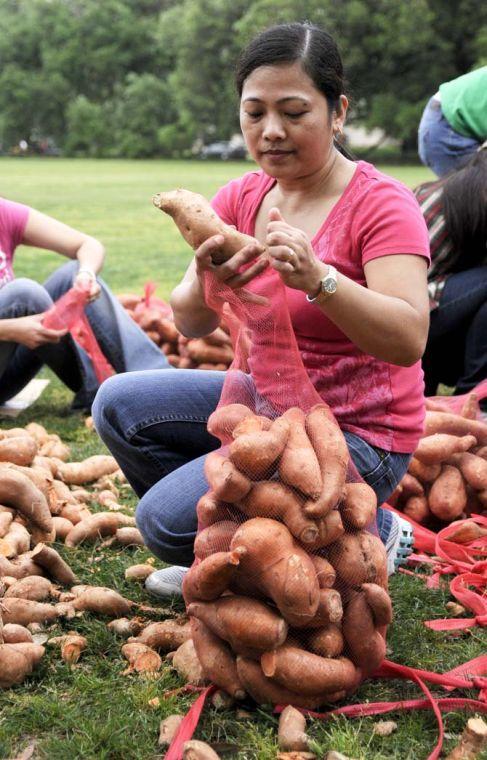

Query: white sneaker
[144,566,187,598]
[385,513,414,576]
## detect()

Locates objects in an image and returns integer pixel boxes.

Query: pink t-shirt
[0,198,29,288]
[211,161,430,453]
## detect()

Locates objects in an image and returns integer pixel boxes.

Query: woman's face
[240,61,346,180]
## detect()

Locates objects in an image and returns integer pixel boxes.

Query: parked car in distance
[200,141,247,160]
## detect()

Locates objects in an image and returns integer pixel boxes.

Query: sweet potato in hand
[153,188,265,265]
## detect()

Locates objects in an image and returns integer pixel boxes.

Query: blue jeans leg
[93,369,412,567]
[418,97,480,177]
[0,277,85,403]
[422,267,487,398]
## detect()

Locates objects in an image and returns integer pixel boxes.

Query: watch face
[323,278,337,294]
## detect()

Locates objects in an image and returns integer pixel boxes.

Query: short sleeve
[0,198,30,249]
[353,181,430,266]
[210,179,243,227]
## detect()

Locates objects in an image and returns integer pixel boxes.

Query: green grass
[3,158,484,760]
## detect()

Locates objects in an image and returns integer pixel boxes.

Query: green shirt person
[418,66,487,177]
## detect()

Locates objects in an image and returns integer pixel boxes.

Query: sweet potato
[1,623,33,644]
[0,598,61,625]
[424,411,487,446]
[204,452,252,502]
[304,405,348,518]
[153,188,266,265]
[0,470,52,532]
[230,518,320,627]
[329,530,387,587]
[300,510,345,552]
[0,554,44,580]
[449,452,487,491]
[57,455,119,485]
[158,714,184,748]
[304,588,343,628]
[188,596,288,654]
[107,618,144,638]
[415,434,477,465]
[186,339,234,366]
[207,404,254,441]
[310,555,336,589]
[0,436,37,466]
[343,592,386,675]
[182,740,221,760]
[261,644,357,696]
[73,587,132,617]
[64,512,122,547]
[52,516,74,541]
[132,619,192,652]
[229,417,290,479]
[340,482,377,530]
[59,503,92,525]
[110,527,144,546]
[24,422,49,444]
[408,457,441,483]
[307,624,344,658]
[278,705,309,752]
[0,523,30,558]
[361,583,393,626]
[403,494,431,524]
[0,642,45,687]
[171,638,206,685]
[124,564,154,582]
[182,548,246,601]
[278,408,322,498]
[429,465,468,521]
[191,618,245,698]
[194,520,239,560]
[4,576,57,602]
[48,633,87,664]
[239,481,321,544]
[122,642,162,675]
[447,520,487,544]
[0,512,13,538]
[196,492,235,527]
[236,656,346,709]
[29,544,76,585]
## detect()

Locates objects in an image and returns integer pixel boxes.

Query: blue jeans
[423,266,487,401]
[93,368,411,567]
[418,97,480,177]
[0,261,170,406]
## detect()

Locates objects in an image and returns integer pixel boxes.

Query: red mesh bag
[425,380,487,421]
[181,263,391,709]
[42,285,114,384]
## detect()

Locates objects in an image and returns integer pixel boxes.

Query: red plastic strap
[164,685,216,760]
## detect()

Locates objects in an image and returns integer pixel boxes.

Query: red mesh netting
[182,265,391,709]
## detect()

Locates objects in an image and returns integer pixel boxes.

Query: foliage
[0,0,485,156]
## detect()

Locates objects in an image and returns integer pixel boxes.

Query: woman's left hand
[266,207,326,295]
[73,269,101,302]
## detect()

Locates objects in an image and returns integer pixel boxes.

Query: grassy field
[3,159,485,760]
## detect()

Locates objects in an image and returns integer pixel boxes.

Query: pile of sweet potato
[0,422,147,687]
[176,403,391,709]
[118,293,234,370]
[393,399,487,527]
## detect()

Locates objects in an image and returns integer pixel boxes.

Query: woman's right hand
[194,234,268,291]
[2,314,68,349]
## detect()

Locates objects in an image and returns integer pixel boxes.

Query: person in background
[93,22,431,598]
[0,198,169,411]
[418,66,487,177]
[415,144,487,407]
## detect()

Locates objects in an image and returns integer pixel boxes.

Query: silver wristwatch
[306,264,338,303]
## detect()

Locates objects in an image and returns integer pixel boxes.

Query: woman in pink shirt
[93,22,431,598]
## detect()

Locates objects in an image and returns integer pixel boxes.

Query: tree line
[0,0,485,158]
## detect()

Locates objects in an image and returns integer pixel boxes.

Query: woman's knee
[1,278,52,316]
[92,372,134,440]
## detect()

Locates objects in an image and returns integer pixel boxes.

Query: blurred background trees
[0,0,485,157]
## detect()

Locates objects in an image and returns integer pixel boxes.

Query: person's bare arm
[22,209,105,297]
[266,208,429,367]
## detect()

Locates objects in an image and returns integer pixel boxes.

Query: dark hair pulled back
[235,22,352,158]
[443,148,487,271]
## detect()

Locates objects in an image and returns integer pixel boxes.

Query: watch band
[306,264,338,303]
